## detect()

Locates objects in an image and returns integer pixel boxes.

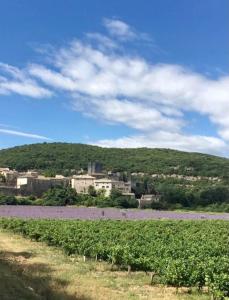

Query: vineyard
[0,218,228,300]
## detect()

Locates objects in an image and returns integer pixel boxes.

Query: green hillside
[0,142,228,177]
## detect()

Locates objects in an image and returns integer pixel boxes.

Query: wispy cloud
[103,18,153,44]
[71,94,183,132]
[27,39,229,143]
[86,32,118,50]
[0,63,52,98]
[0,128,52,140]
[93,131,228,157]
[1,18,229,155]
[103,18,137,40]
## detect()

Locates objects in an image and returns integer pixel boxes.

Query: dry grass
[0,230,210,300]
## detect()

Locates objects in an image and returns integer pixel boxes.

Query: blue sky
[0,0,229,156]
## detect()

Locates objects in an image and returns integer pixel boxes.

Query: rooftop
[72,174,95,179]
[94,178,118,183]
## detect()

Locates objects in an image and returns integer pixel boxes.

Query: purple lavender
[0,206,228,220]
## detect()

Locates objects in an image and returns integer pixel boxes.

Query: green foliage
[133,177,157,198]
[73,188,138,208]
[0,218,228,299]
[16,198,33,205]
[132,175,229,211]
[199,186,229,206]
[157,184,229,210]
[88,185,97,197]
[43,169,56,177]
[0,142,229,177]
[0,194,17,205]
[96,189,138,208]
[0,194,34,205]
[0,187,138,208]
[43,186,78,206]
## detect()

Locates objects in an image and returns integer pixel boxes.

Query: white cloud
[1,18,229,156]
[94,131,228,157]
[27,40,229,144]
[86,32,118,49]
[71,94,183,132]
[102,18,153,45]
[0,128,52,140]
[29,64,77,91]
[103,18,136,40]
[0,63,52,98]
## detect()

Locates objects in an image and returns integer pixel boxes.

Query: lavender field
[0,205,228,220]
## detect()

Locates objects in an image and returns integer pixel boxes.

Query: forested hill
[0,143,229,177]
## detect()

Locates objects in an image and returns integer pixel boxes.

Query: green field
[0,218,228,299]
[0,229,212,300]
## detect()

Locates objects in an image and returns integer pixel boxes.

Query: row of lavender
[0,205,229,220]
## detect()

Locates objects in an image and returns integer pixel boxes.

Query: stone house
[138,194,160,209]
[94,178,131,197]
[71,175,95,194]
[17,175,69,197]
[0,169,18,186]
[94,178,113,197]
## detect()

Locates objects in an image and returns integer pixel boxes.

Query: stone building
[0,186,18,196]
[94,178,113,197]
[0,167,10,174]
[88,161,102,175]
[71,174,95,194]
[138,194,160,209]
[71,174,132,197]
[87,161,106,178]
[0,168,18,186]
[17,175,69,197]
[94,178,131,197]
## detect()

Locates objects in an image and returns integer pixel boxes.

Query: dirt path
[0,230,209,300]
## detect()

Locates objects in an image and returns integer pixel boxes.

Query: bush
[43,186,78,206]
[151,201,168,210]
[16,198,33,205]
[0,194,17,205]
[33,198,45,206]
[97,189,138,208]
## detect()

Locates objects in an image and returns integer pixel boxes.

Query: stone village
[0,162,159,208]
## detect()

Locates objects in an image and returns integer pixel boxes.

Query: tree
[108,189,138,208]
[199,186,229,206]
[88,185,97,197]
[43,186,78,206]
[43,170,56,177]
[0,194,17,205]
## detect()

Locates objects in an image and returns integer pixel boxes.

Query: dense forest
[0,142,229,177]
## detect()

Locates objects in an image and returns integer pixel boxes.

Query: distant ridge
[0,142,228,177]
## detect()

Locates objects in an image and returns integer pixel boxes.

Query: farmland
[0,205,229,220]
[0,229,210,300]
[0,218,228,299]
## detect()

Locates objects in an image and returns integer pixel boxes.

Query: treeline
[132,176,229,212]
[1,182,229,212]
[157,184,229,212]
[0,187,138,209]
[0,142,229,177]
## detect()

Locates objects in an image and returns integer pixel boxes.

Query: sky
[0,0,229,157]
